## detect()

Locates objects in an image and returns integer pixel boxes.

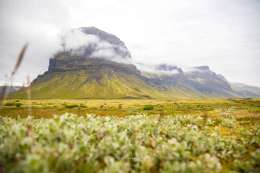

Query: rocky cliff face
[137,64,237,97]
[48,57,140,76]
[182,66,234,96]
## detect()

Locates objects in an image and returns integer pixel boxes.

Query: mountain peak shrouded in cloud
[10,26,260,99]
[57,27,132,64]
[80,27,127,47]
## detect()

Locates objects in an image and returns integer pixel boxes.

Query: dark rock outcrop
[48,57,140,76]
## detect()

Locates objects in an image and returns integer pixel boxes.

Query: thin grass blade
[11,43,28,77]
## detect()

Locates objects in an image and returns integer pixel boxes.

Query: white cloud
[64,29,99,50]
[62,29,132,63]
[135,63,180,76]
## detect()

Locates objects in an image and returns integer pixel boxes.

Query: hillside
[0,85,22,97]
[13,59,161,99]
[231,83,260,98]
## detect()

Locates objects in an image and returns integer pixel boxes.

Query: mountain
[12,27,166,99]
[0,86,22,97]
[14,58,166,99]
[231,83,260,98]
[137,64,240,97]
[59,27,132,64]
[11,27,260,99]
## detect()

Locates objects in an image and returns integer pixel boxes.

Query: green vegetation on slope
[12,70,171,99]
[11,61,205,99]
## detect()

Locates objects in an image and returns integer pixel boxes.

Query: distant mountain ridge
[231,83,260,98]
[137,64,239,97]
[0,86,22,97]
[11,27,260,99]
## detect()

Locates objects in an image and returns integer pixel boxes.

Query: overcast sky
[1,0,260,86]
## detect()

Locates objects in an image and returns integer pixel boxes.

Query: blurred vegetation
[0,98,259,172]
[0,113,259,173]
[143,105,154,110]
[0,99,259,121]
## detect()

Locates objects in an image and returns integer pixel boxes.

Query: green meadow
[0,99,259,172]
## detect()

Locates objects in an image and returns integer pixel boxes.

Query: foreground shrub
[63,104,79,109]
[0,114,259,173]
[4,102,16,106]
[4,101,22,107]
[143,105,154,110]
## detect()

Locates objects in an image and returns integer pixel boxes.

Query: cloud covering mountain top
[59,27,132,64]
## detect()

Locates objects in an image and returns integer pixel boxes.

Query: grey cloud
[63,29,132,64]
[0,0,70,85]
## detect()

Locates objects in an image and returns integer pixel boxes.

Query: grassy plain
[0,98,259,172]
[1,98,260,119]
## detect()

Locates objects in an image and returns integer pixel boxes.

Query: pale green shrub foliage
[0,113,259,173]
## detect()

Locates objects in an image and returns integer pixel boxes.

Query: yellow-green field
[0,99,259,172]
[1,98,260,119]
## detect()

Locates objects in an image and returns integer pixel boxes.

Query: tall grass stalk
[0,43,28,107]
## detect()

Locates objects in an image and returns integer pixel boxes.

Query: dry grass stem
[0,43,28,107]
[26,76,32,116]
[0,86,8,107]
[11,43,28,77]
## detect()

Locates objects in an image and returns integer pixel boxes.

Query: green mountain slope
[12,68,200,99]
[12,70,163,99]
